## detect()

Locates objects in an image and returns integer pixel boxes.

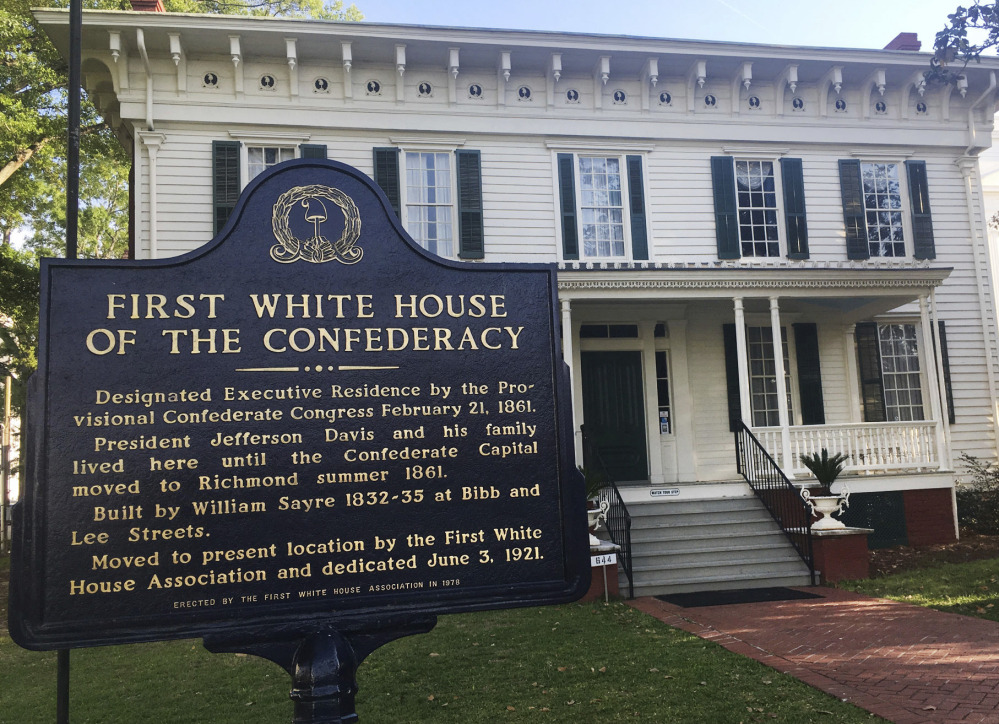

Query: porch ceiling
[557,264,951,323]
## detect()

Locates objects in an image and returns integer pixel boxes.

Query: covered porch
[557,262,954,487]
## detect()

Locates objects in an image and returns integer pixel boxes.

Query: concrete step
[631,551,806,577]
[630,539,799,563]
[621,497,762,518]
[630,570,814,597]
[610,492,814,596]
[629,517,778,542]
[628,530,790,553]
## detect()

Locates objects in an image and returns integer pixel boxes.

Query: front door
[581,351,648,483]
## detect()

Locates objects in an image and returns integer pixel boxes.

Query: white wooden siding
[114,39,999,474]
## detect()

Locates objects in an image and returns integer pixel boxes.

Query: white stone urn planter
[587,497,610,546]
[800,486,850,530]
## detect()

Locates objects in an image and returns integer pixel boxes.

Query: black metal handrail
[580,426,634,599]
[734,421,815,585]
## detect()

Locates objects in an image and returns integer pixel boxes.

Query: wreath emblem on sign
[270,185,362,264]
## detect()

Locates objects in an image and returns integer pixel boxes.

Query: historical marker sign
[10,160,589,650]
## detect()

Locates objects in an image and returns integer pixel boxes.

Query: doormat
[656,587,823,608]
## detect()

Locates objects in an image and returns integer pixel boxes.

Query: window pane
[878,323,924,421]
[578,156,626,258]
[861,162,905,257]
[747,326,793,427]
[247,145,295,180]
[405,152,454,257]
[734,160,779,258]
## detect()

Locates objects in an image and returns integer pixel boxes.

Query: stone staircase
[620,495,814,597]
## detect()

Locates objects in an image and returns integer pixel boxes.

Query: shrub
[956,453,999,534]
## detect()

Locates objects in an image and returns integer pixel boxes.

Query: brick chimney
[883,33,921,51]
[130,0,165,10]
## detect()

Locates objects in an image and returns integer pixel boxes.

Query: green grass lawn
[0,597,882,724]
[840,556,999,623]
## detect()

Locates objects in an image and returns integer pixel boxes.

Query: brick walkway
[630,587,999,724]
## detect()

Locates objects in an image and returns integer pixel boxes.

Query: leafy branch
[929,2,999,84]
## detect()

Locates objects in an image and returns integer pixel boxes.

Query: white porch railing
[751,421,940,477]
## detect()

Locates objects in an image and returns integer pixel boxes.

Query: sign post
[9,160,589,720]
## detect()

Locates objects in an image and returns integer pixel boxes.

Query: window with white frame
[747,326,794,427]
[861,162,905,257]
[878,323,924,421]
[736,160,780,258]
[248,146,295,181]
[578,156,626,258]
[404,151,454,257]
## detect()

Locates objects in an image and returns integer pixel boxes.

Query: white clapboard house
[36,5,999,595]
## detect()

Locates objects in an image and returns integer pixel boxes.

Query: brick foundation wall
[581,561,619,602]
[903,488,957,546]
[811,532,870,583]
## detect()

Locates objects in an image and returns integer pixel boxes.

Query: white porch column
[770,296,794,476]
[919,295,947,470]
[670,320,697,481]
[560,298,574,376]
[560,298,583,465]
[640,321,666,486]
[929,291,954,469]
[139,132,166,259]
[732,298,751,425]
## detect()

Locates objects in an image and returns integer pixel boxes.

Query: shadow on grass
[1,600,883,724]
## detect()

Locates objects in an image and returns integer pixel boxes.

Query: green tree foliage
[165,0,362,20]
[957,453,999,534]
[0,0,361,418]
[931,2,999,83]
[0,245,40,419]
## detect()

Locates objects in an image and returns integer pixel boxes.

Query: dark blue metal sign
[10,159,589,650]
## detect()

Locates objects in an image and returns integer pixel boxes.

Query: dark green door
[581,351,648,482]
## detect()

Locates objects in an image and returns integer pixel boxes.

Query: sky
[354,0,959,52]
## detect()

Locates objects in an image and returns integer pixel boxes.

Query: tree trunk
[0,138,51,188]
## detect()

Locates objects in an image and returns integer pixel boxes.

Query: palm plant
[800,448,849,490]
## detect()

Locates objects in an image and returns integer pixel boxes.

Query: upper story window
[405,151,454,257]
[248,146,295,181]
[555,151,649,262]
[578,156,626,258]
[735,160,780,258]
[371,146,484,260]
[861,162,904,257]
[839,159,935,261]
[211,141,327,234]
[711,156,808,261]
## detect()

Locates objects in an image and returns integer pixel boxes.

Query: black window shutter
[855,322,886,422]
[212,140,240,234]
[722,324,742,432]
[557,153,579,260]
[299,144,327,159]
[626,154,649,260]
[780,158,809,259]
[936,321,956,424]
[839,159,869,260]
[905,160,936,260]
[711,156,740,259]
[456,149,485,260]
[793,323,825,424]
[372,147,401,218]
